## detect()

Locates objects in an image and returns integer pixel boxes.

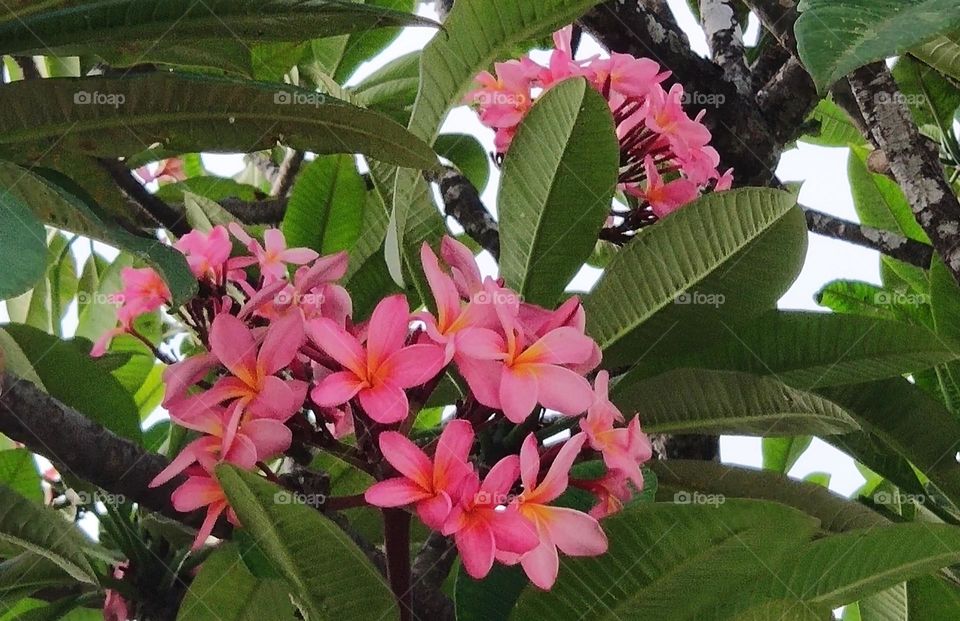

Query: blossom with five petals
[625,155,699,218]
[309,294,446,423]
[229,224,319,283]
[441,455,539,579]
[502,434,608,589]
[365,420,474,529]
[175,225,234,280]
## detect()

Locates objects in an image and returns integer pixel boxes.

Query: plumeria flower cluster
[466,26,733,230]
[94,226,652,590]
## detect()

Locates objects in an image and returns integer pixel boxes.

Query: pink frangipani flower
[229,224,319,283]
[457,306,595,423]
[171,468,239,549]
[309,294,445,424]
[580,371,652,489]
[502,434,608,589]
[365,419,474,529]
[175,226,233,280]
[442,455,539,579]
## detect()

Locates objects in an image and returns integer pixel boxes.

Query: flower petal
[543,506,608,557]
[455,356,503,410]
[499,366,539,424]
[258,311,305,376]
[434,420,474,489]
[529,364,594,416]
[359,382,409,424]
[381,344,446,388]
[307,318,366,377]
[209,313,258,385]
[171,476,224,512]
[519,327,594,366]
[241,419,293,460]
[481,454,520,498]
[416,491,453,530]
[456,328,506,360]
[455,524,496,579]
[519,537,560,590]
[367,294,411,364]
[531,434,586,504]
[365,478,433,507]
[247,376,306,421]
[492,509,540,555]
[311,371,363,407]
[378,431,432,489]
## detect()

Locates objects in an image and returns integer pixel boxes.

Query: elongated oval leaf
[499,77,618,307]
[216,465,395,620]
[620,311,960,389]
[0,192,46,300]
[915,31,960,81]
[512,500,821,621]
[0,486,96,584]
[177,544,296,621]
[795,0,960,91]
[282,155,366,255]
[583,188,798,366]
[0,553,73,603]
[0,0,436,56]
[613,369,858,436]
[0,74,439,170]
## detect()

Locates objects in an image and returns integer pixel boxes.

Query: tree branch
[270,149,305,198]
[849,63,960,282]
[425,167,500,260]
[699,0,752,96]
[100,159,190,236]
[0,372,226,536]
[802,205,933,268]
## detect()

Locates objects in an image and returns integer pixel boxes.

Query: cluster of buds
[95,225,652,589]
[466,27,733,233]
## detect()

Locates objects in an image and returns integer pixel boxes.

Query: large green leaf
[583,188,799,366]
[0,0,434,56]
[762,436,812,473]
[352,51,420,124]
[820,378,960,507]
[0,192,46,301]
[407,0,604,142]
[0,449,41,503]
[0,553,73,604]
[177,544,296,621]
[652,460,888,533]
[216,465,395,620]
[795,0,960,91]
[435,133,491,194]
[619,311,960,389]
[0,485,96,584]
[892,54,960,132]
[799,99,868,147]
[499,77,618,307]
[512,500,822,620]
[611,369,859,436]
[914,31,960,81]
[0,161,196,305]
[0,73,439,170]
[0,324,142,443]
[848,145,930,243]
[282,155,366,255]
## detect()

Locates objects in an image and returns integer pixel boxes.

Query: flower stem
[383,508,413,621]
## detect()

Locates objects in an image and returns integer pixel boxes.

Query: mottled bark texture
[426,167,500,260]
[699,0,752,96]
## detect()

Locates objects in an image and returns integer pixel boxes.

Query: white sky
[2,1,878,497]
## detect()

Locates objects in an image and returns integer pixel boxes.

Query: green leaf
[435,133,491,194]
[799,99,868,147]
[0,324,45,389]
[0,191,46,300]
[816,279,930,324]
[407,0,604,142]
[177,544,296,621]
[914,31,960,81]
[0,161,197,305]
[0,73,439,170]
[892,54,960,131]
[0,449,41,503]
[795,0,960,91]
[0,553,73,603]
[282,155,366,255]
[0,0,435,56]
[820,378,960,506]
[762,436,812,473]
[612,369,859,436]
[651,460,889,533]
[848,145,929,243]
[620,311,960,389]
[352,51,420,124]
[770,523,960,608]
[0,324,142,443]
[455,564,527,621]
[0,485,96,584]
[154,176,259,203]
[216,465,395,620]
[499,78,618,307]
[583,188,799,366]
[512,500,821,620]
